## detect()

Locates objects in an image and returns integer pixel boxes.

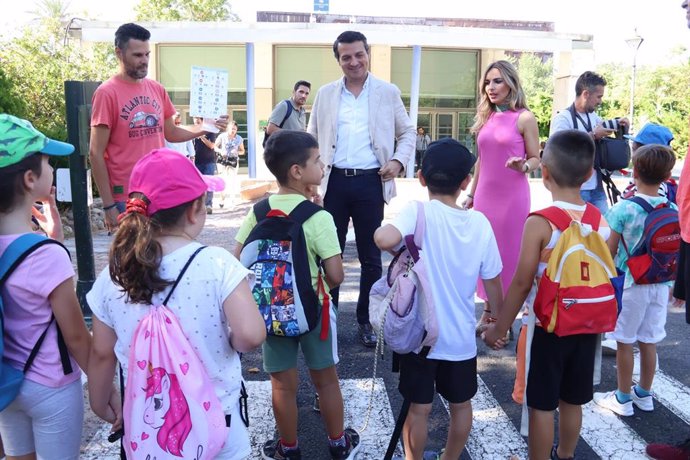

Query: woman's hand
[462,195,474,209]
[505,156,527,173]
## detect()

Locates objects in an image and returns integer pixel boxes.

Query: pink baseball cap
[128,148,225,216]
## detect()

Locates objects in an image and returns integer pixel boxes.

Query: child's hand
[105,385,123,430]
[481,324,508,349]
[305,185,323,206]
[33,186,64,242]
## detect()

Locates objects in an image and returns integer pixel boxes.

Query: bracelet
[466,194,474,199]
[483,309,492,314]
[103,203,118,211]
[523,162,530,173]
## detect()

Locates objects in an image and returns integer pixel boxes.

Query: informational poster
[189,66,229,133]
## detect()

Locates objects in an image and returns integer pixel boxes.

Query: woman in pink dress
[463,60,540,339]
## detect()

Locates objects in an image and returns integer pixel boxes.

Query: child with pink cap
[87,148,266,459]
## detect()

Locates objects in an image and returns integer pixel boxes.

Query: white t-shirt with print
[86,242,253,459]
[390,200,502,361]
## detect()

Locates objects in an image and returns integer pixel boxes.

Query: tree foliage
[0,0,116,142]
[0,66,27,116]
[514,53,554,140]
[135,0,239,21]
[599,60,690,159]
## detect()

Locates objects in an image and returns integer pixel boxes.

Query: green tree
[135,0,239,21]
[512,53,554,140]
[0,65,27,116]
[0,0,115,142]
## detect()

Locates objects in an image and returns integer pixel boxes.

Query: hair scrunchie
[118,197,149,222]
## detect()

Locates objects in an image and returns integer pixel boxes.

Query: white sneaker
[632,387,654,412]
[601,338,617,356]
[593,391,633,416]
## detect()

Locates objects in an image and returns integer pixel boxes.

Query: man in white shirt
[308,30,415,347]
[549,71,628,213]
[165,112,195,159]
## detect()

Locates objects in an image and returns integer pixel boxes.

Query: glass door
[434,113,455,140]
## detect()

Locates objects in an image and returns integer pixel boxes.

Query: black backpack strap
[288,199,323,225]
[628,195,655,213]
[568,104,578,130]
[278,100,293,128]
[600,169,621,205]
[252,199,272,222]
[1,236,74,376]
[162,246,207,305]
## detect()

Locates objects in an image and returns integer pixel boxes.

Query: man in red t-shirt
[89,23,228,231]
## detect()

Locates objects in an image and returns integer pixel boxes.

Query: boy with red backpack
[592,144,678,417]
[483,130,621,460]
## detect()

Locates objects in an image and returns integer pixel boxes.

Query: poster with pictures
[189,66,228,119]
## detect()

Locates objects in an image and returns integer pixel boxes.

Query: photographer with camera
[550,71,629,212]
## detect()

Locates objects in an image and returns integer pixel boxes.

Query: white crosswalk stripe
[80,360,690,460]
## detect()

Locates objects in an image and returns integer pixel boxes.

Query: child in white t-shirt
[374,138,503,460]
[0,115,93,459]
[86,148,266,460]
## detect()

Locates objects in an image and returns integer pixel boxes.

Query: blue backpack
[0,234,73,410]
[621,197,681,285]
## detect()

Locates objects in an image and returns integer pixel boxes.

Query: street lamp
[625,31,644,131]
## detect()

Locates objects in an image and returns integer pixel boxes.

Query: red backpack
[621,196,681,285]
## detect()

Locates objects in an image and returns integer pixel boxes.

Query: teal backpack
[0,233,73,411]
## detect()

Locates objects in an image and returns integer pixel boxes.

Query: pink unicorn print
[143,367,192,457]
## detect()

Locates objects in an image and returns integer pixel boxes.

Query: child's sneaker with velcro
[328,428,361,460]
[632,386,654,412]
[262,439,302,460]
[593,390,634,416]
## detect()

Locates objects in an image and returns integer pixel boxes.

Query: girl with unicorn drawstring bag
[86,148,266,459]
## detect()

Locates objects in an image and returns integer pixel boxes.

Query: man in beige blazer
[308,30,415,348]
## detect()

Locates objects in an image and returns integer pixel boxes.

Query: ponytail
[109,194,202,304]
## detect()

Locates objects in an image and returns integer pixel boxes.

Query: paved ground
[63,176,690,460]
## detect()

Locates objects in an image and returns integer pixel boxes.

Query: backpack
[124,246,230,459]
[369,202,437,354]
[531,204,624,337]
[0,233,73,411]
[620,196,681,285]
[239,199,330,339]
[262,100,293,148]
[621,178,678,204]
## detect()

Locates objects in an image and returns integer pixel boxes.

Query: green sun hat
[0,114,75,168]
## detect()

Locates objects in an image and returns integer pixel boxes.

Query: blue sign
[314,0,329,13]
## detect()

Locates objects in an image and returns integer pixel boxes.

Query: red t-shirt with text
[91,76,176,201]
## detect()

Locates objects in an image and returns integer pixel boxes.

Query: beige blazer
[307,74,415,204]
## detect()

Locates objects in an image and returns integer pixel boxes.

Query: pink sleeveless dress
[474,109,530,300]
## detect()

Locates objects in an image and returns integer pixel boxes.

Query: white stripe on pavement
[580,401,648,459]
[632,353,690,425]
[441,376,529,460]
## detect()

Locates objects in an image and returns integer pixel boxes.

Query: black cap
[421,138,476,188]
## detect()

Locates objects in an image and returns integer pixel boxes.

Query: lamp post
[625,31,644,130]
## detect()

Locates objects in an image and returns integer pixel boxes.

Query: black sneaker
[358,323,376,348]
[262,438,302,460]
[329,428,361,460]
[550,445,574,460]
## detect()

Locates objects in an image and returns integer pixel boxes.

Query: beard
[126,65,148,80]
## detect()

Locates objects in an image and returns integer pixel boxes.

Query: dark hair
[264,130,318,185]
[632,144,676,186]
[333,31,369,59]
[542,130,595,188]
[426,182,462,196]
[294,80,311,91]
[575,71,607,97]
[109,194,203,304]
[0,154,44,213]
[114,23,151,50]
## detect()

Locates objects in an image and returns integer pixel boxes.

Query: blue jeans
[580,186,608,214]
[196,162,217,207]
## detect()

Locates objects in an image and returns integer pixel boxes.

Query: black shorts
[526,327,597,411]
[673,239,690,324]
[398,352,477,404]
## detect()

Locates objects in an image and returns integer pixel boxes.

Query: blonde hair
[471,60,529,134]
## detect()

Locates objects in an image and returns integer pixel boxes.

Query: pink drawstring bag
[124,247,229,459]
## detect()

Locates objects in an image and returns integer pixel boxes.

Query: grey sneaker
[329,428,361,460]
[632,386,654,412]
[593,390,633,416]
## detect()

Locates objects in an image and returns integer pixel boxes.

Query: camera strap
[568,104,593,132]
